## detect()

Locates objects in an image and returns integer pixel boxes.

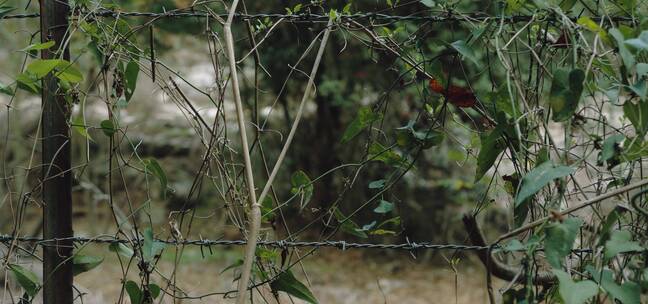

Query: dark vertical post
[40,0,73,303]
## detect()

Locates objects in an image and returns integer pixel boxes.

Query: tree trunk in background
[312,91,341,211]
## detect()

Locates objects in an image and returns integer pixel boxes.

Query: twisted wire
[0,234,491,251]
[1,11,635,23]
[0,235,612,254]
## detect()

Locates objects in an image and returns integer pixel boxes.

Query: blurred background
[1,0,645,303]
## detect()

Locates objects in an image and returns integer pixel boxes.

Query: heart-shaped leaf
[549,68,585,122]
[73,254,103,276]
[604,230,644,260]
[8,264,40,298]
[515,161,574,206]
[109,242,134,258]
[143,228,166,263]
[587,266,640,304]
[373,200,393,213]
[270,270,318,304]
[553,269,598,304]
[290,170,314,208]
[544,217,582,268]
[475,127,506,182]
[125,280,142,304]
[341,107,382,143]
[142,158,167,197]
[124,60,139,101]
[450,40,478,65]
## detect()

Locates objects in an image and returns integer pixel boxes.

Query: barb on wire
[1,10,635,23]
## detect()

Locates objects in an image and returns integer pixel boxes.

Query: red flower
[429,78,476,108]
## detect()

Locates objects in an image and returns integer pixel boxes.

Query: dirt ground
[62,246,497,304]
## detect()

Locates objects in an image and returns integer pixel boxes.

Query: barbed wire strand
[0,235,489,251]
[0,235,615,254]
[0,11,636,23]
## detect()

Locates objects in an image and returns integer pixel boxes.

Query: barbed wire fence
[1,10,636,21]
[1,1,647,303]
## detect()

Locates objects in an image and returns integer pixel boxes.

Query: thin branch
[493,178,648,244]
[257,19,334,209]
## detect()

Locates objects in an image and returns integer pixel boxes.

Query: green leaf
[544,217,582,268]
[515,161,574,206]
[577,16,611,45]
[256,248,279,262]
[373,200,394,213]
[377,216,400,229]
[55,61,83,83]
[587,266,640,304]
[100,119,116,137]
[549,68,585,122]
[334,208,368,238]
[597,209,621,247]
[637,63,648,78]
[270,270,318,304]
[370,229,396,235]
[149,283,161,299]
[395,122,444,149]
[501,239,526,252]
[261,196,276,222]
[342,2,352,13]
[621,137,648,162]
[220,259,243,274]
[505,0,526,13]
[536,147,549,164]
[109,242,134,258]
[290,170,314,208]
[610,29,636,69]
[0,5,16,18]
[72,116,94,142]
[21,40,55,52]
[0,81,14,96]
[450,40,478,65]
[368,179,386,189]
[8,264,40,297]
[328,9,338,21]
[624,100,648,136]
[142,228,166,263]
[72,255,103,276]
[25,59,61,78]
[475,127,506,181]
[412,129,444,148]
[124,60,139,101]
[143,158,168,196]
[420,0,435,7]
[629,79,647,100]
[553,269,598,304]
[368,142,408,168]
[514,199,530,227]
[559,0,577,10]
[625,31,648,51]
[502,288,527,304]
[604,230,644,260]
[341,107,382,143]
[125,280,142,304]
[598,134,624,168]
[16,72,41,94]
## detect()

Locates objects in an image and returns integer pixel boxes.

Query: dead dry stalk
[222,1,260,303]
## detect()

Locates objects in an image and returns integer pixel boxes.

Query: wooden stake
[40,0,73,303]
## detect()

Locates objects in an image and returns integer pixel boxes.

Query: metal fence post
[40,0,73,303]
